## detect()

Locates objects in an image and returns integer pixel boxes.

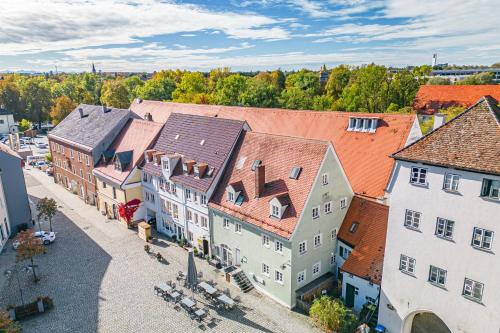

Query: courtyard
[0,168,318,333]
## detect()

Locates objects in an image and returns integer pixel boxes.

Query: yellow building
[93,118,163,225]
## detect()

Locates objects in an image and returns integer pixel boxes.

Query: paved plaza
[0,168,318,333]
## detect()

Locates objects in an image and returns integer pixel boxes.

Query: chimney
[135,98,143,104]
[144,112,153,122]
[255,165,265,198]
[102,105,107,113]
[78,107,84,118]
[144,149,156,163]
[194,163,208,178]
[433,114,445,130]
[183,160,196,174]
[153,152,165,165]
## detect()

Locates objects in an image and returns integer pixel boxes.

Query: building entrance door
[235,248,241,266]
[345,283,356,308]
[202,239,209,256]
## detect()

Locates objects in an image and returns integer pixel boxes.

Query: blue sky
[0,0,499,72]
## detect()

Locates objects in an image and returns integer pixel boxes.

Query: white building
[335,196,388,318]
[380,96,500,333]
[141,113,246,256]
[0,173,12,252]
[0,108,18,135]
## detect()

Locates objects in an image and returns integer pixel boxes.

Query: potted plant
[36,297,44,313]
[193,247,198,257]
[144,244,150,253]
[156,252,163,262]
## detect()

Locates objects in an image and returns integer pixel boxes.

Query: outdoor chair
[172,282,176,289]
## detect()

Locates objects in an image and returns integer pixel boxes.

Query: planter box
[13,297,53,320]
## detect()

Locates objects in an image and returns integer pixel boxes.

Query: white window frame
[322,173,329,185]
[274,270,284,284]
[314,234,322,248]
[404,209,421,230]
[312,262,321,277]
[312,206,320,219]
[297,270,306,284]
[185,188,191,201]
[200,216,208,229]
[200,194,207,206]
[85,155,90,166]
[223,218,230,229]
[399,254,416,275]
[428,265,447,287]
[443,173,460,192]
[410,167,428,186]
[298,241,307,255]
[331,229,337,241]
[472,227,494,250]
[271,204,280,218]
[324,201,332,214]
[235,223,242,234]
[227,191,235,203]
[463,278,484,302]
[261,263,270,277]
[340,197,347,209]
[275,240,283,254]
[262,234,270,248]
[481,179,500,200]
[435,218,454,240]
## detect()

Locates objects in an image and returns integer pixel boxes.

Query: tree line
[0,64,495,127]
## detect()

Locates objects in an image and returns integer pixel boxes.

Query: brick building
[48,104,132,205]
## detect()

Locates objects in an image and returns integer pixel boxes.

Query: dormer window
[269,195,289,219]
[349,222,359,233]
[348,117,378,133]
[162,160,169,172]
[226,182,243,205]
[227,191,235,202]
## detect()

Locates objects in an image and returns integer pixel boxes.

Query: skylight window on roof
[236,156,247,170]
[251,159,262,171]
[200,139,205,146]
[349,222,359,233]
[175,134,179,140]
[289,166,302,180]
[347,117,378,133]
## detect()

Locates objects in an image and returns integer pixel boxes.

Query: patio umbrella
[186,249,198,291]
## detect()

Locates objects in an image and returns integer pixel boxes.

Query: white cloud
[313,37,334,43]
[0,0,291,55]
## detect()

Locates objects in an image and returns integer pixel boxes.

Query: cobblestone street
[0,168,317,333]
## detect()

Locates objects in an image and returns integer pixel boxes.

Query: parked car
[13,231,56,249]
[34,142,48,149]
[35,161,47,169]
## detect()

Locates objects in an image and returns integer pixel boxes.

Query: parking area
[0,169,317,333]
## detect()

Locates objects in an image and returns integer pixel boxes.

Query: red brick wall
[48,137,97,205]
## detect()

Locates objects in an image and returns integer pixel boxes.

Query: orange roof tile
[209,131,329,239]
[338,196,388,285]
[94,119,163,184]
[394,96,500,176]
[414,85,500,115]
[131,100,416,199]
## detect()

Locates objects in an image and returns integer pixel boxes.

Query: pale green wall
[289,147,353,303]
[210,146,353,308]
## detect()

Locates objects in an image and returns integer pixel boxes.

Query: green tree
[390,70,420,108]
[19,77,52,126]
[50,96,76,125]
[280,87,313,109]
[441,106,466,121]
[15,230,46,283]
[100,80,130,108]
[312,95,334,111]
[240,78,279,108]
[491,62,500,68]
[325,65,352,100]
[284,69,321,94]
[0,79,22,118]
[136,77,176,101]
[215,74,248,105]
[339,64,390,113]
[270,69,285,91]
[123,76,144,101]
[37,197,58,232]
[18,119,32,132]
[309,296,358,333]
[456,72,495,85]
[172,72,208,104]
[208,67,231,93]
[80,73,102,104]
[427,77,451,85]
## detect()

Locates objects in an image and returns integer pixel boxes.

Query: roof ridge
[392,96,492,158]
[248,131,330,146]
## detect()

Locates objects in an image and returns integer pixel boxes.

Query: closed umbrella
[186,249,198,291]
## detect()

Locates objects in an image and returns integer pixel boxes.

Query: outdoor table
[169,291,181,301]
[217,294,235,308]
[198,282,217,295]
[194,309,206,321]
[181,297,196,309]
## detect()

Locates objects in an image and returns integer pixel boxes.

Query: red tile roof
[94,119,163,184]
[131,100,416,199]
[394,96,500,176]
[414,85,500,115]
[338,196,388,285]
[209,132,329,239]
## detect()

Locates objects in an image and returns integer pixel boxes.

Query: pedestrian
[357,323,370,333]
